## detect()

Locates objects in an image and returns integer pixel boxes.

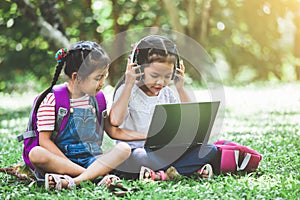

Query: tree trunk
[294,11,300,80]
[161,0,185,33]
[199,0,212,46]
[109,0,129,86]
[38,0,66,34]
[12,0,70,50]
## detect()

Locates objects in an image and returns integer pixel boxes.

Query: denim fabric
[56,108,103,168]
[114,144,218,179]
[158,144,218,175]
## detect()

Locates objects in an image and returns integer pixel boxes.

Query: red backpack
[17,84,107,170]
[214,140,262,174]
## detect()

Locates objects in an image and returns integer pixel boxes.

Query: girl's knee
[116,142,131,158]
[28,146,48,165]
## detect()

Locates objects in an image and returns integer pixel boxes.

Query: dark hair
[133,35,179,67]
[113,35,179,99]
[34,41,110,114]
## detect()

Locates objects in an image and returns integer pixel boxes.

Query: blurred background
[1,0,300,93]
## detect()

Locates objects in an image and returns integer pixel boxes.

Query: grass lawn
[0,82,299,199]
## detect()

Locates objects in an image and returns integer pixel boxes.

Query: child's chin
[96,86,103,93]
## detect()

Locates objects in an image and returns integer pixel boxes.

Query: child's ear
[72,72,78,81]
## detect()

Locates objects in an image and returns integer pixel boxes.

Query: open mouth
[153,87,162,93]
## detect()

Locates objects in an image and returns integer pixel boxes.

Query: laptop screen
[144,101,220,149]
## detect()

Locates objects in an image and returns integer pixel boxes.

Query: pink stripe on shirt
[37,93,92,132]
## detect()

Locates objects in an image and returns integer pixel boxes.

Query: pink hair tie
[55,48,68,63]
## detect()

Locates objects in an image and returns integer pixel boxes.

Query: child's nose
[156,79,164,85]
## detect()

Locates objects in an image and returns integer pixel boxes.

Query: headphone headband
[130,35,180,64]
[130,35,180,80]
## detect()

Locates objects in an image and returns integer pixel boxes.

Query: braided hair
[34,41,110,114]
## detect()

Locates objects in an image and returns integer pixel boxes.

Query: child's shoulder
[41,92,56,105]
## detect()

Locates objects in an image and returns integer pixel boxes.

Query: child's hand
[174,60,185,89]
[124,58,144,88]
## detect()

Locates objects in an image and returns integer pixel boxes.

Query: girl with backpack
[28,41,146,191]
[110,35,218,180]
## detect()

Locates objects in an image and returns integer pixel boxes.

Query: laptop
[144,101,220,150]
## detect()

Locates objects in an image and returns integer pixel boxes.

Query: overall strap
[52,84,70,140]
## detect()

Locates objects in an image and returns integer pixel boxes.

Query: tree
[0,0,299,93]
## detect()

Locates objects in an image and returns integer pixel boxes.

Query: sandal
[45,173,75,191]
[139,166,167,181]
[97,174,135,197]
[197,164,213,179]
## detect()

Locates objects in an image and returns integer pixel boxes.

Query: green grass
[1,83,300,199]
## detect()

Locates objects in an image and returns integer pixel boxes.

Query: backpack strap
[17,84,70,142]
[17,96,39,142]
[51,84,70,140]
[95,91,107,112]
[96,91,107,132]
[90,91,107,135]
[235,150,251,171]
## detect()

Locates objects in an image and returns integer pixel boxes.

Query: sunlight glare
[217,21,225,31]
[93,1,104,10]
[263,5,271,15]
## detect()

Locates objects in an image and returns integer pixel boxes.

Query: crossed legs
[29,142,131,189]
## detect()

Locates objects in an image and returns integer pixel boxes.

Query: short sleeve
[37,93,56,132]
[113,84,125,103]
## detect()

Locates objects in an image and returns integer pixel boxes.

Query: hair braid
[33,62,64,114]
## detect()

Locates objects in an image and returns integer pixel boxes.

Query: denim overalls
[55,104,103,168]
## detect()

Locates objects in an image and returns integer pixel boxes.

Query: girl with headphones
[110,35,218,180]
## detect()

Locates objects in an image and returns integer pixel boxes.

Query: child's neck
[137,81,159,97]
[67,82,85,99]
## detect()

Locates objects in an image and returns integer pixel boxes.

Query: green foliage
[1,0,300,93]
[0,1,55,93]
[208,0,295,82]
[0,83,299,199]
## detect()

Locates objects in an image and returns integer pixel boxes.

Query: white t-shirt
[114,84,179,148]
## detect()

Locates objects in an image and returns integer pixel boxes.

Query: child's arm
[104,117,147,141]
[174,60,191,102]
[39,131,68,159]
[110,60,143,126]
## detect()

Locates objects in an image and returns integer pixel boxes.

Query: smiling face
[139,62,174,96]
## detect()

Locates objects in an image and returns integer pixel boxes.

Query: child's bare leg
[73,142,131,185]
[36,142,130,189]
[29,146,85,176]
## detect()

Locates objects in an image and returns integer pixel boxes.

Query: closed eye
[150,73,160,78]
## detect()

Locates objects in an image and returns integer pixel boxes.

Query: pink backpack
[214,140,262,174]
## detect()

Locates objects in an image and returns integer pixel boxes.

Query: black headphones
[129,35,180,81]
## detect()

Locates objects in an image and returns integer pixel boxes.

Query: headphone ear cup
[171,62,180,80]
[171,68,175,80]
[135,65,144,81]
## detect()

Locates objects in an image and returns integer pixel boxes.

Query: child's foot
[139,166,167,181]
[197,164,213,179]
[45,173,75,190]
[97,174,121,187]
[98,174,133,197]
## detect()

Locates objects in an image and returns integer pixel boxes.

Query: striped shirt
[37,93,92,132]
